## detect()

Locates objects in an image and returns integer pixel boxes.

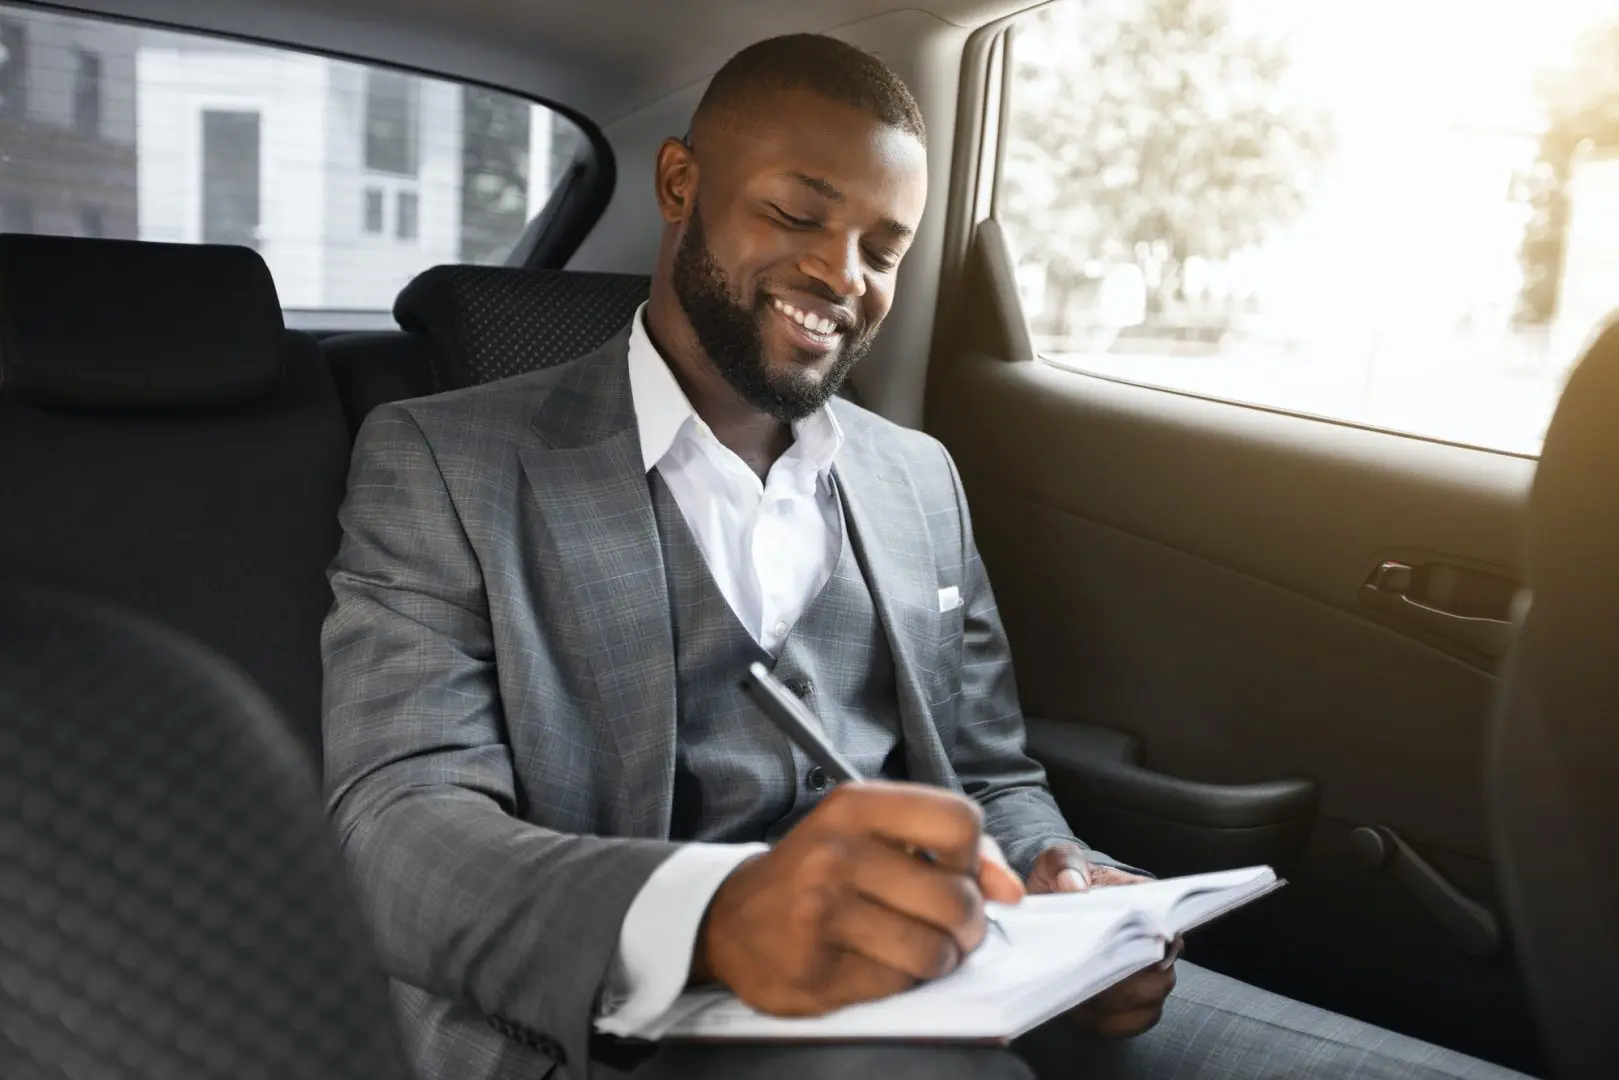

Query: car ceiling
[49,0,1042,123]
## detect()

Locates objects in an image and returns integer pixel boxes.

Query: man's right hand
[691,782,1026,1017]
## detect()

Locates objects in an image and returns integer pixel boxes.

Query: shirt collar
[626,303,694,472]
[625,302,845,477]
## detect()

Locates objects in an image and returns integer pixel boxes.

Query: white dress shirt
[596,304,846,1036]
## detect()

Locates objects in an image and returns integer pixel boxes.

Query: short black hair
[692,34,926,148]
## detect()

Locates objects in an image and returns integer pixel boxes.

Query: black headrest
[1522,321,1619,818]
[0,581,409,1079]
[394,264,649,390]
[1531,321,1619,643]
[1496,321,1619,1080]
[0,235,286,410]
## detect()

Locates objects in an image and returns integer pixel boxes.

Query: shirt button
[806,766,830,793]
[773,620,789,637]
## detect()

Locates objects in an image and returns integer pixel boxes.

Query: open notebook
[618,865,1282,1043]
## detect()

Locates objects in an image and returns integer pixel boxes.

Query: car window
[0,4,589,311]
[999,0,1617,456]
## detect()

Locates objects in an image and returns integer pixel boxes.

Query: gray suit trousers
[616,962,1532,1080]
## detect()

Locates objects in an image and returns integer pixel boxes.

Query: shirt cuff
[595,841,769,1037]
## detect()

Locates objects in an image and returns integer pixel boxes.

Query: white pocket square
[937,585,962,613]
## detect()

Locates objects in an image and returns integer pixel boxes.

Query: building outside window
[0,19,26,117]
[0,197,33,233]
[0,3,585,309]
[364,69,418,177]
[396,189,419,240]
[363,187,384,234]
[73,48,100,135]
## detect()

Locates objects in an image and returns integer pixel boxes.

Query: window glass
[0,197,31,232]
[364,69,418,177]
[397,190,420,241]
[72,48,99,134]
[363,187,384,234]
[0,4,590,310]
[1,18,28,116]
[1001,0,1619,455]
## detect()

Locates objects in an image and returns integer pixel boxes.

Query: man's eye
[865,250,898,273]
[773,209,817,229]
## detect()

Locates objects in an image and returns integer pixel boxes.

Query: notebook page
[644,901,1141,1041]
[1003,867,1277,937]
[632,868,1279,1042]
[1001,929,1166,1040]
[1164,866,1281,935]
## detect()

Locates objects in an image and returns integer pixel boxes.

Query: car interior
[0,0,1614,1077]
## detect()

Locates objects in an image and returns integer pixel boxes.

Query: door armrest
[1025,717,1319,829]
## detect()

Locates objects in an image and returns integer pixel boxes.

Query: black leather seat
[1490,323,1619,1080]
[0,581,408,1079]
[0,235,349,753]
[394,263,650,388]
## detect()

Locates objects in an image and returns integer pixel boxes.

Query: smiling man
[322,34,1528,1080]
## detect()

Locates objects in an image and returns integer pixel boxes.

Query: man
[323,34,1527,1080]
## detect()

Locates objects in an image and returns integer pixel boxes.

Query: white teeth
[773,298,840,336]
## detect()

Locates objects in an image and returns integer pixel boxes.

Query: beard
[671,201,875,423]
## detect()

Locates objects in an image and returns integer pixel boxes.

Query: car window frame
[0,0,614,322]
[976,11,1559,463]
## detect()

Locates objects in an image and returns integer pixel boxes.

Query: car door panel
[923,230,1544,1073]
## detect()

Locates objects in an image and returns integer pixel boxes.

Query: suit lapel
[835,429,955,785]
[518,340,676,839]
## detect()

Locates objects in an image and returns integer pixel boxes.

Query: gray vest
[650,471,906,843]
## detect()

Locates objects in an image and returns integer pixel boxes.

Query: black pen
[739,661,863,783]
[739,661,1012,944]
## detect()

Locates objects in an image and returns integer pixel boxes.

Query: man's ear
[654,135,696,225]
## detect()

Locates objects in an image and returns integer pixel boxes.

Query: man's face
[668,90,927,421]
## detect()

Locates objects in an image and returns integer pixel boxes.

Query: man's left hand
[1027,844,1182,1040]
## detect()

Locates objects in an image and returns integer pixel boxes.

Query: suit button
[806,766,830,793]
[786,677,812,698]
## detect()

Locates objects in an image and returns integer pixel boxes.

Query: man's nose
[799,233,867,300]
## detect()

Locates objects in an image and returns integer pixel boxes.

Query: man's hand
[1028,843,1182,1040]
[693,782,1026,1017]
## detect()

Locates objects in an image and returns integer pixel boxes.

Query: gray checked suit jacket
[322,330,1099,1080]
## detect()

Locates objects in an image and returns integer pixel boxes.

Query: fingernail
[1057,868,1089,892]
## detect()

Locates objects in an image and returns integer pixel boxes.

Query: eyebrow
[786,171,915,239]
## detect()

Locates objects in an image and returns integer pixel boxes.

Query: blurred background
[1001,0,1619,455]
